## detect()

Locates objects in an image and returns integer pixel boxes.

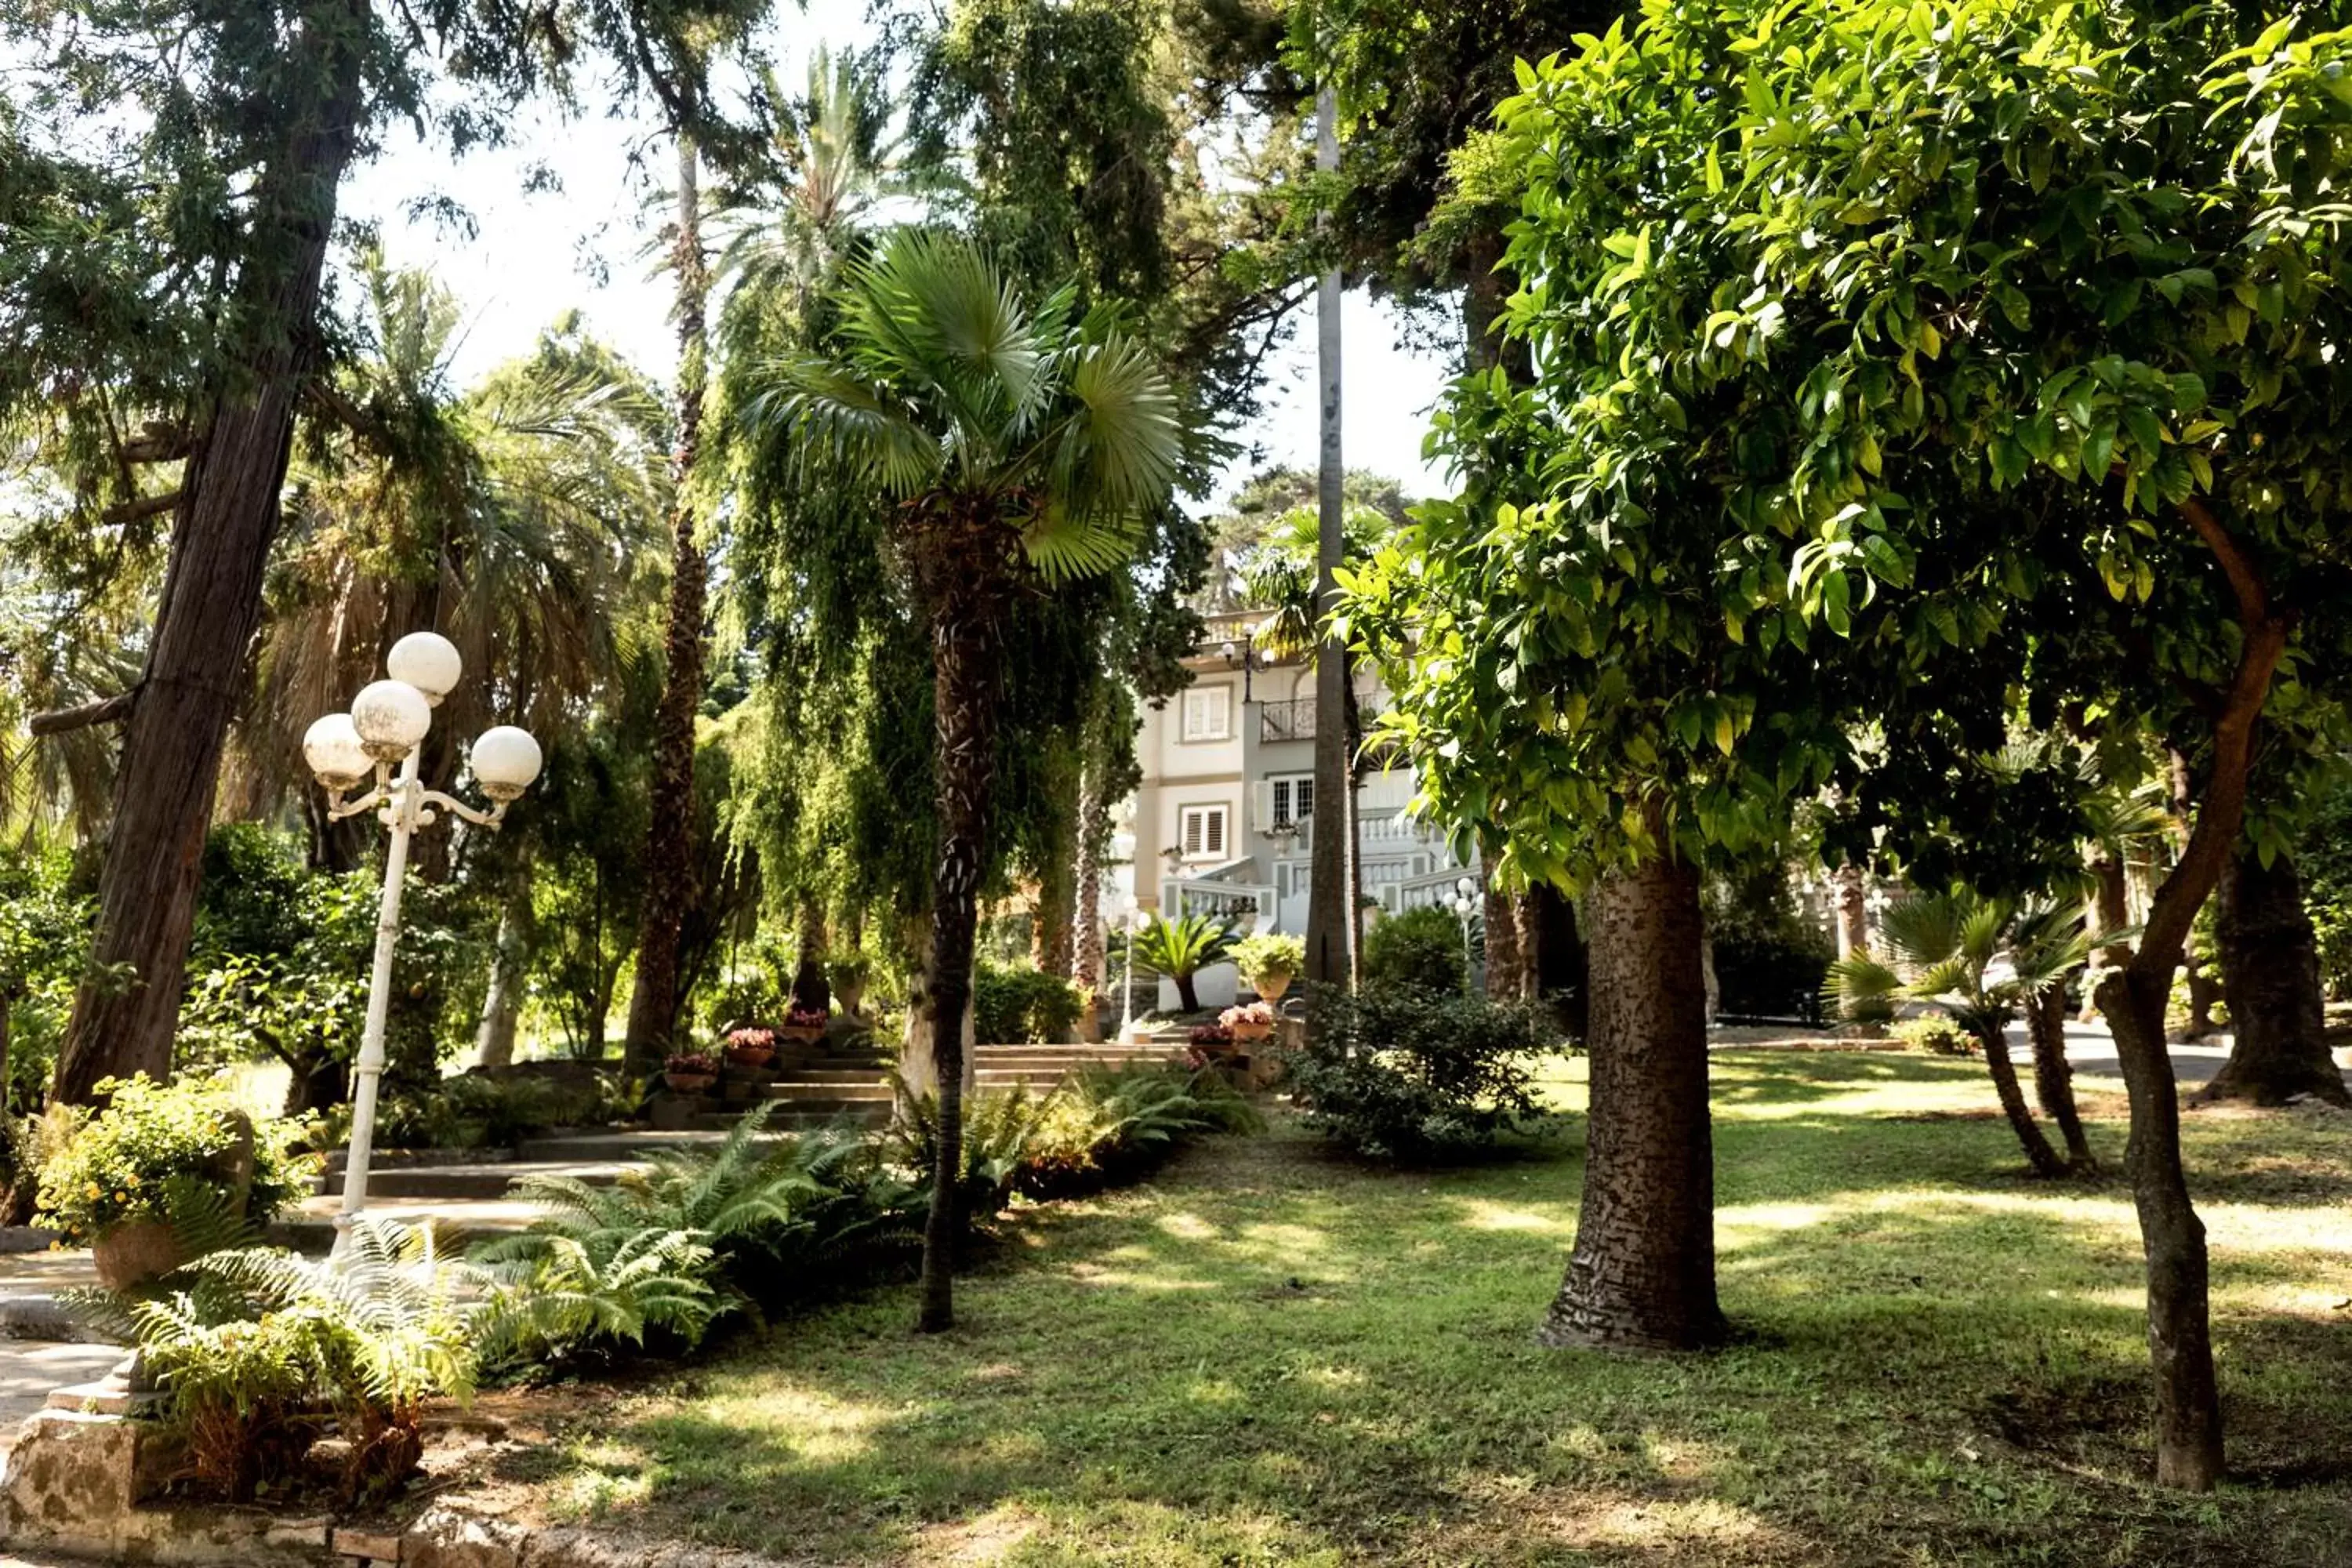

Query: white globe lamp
[350,679,432,763]
[470,726,544,801]
[386,631,462,705]
[302,713,371,791]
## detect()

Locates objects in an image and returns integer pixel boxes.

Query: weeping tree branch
[28,690,138,737]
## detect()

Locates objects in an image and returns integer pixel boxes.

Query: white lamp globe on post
[302,633,540,1258]
[385,631,462,705]
[1452,876,1480,994]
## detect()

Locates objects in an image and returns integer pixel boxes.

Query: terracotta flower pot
[778,1023,826,1046]
[833,976,867,1018]
[664,1071,717,1095]
[725,1045,775,1069]
[93,1220,187,1292]
[1228,1020,1272,1043]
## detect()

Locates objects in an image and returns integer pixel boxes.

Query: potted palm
[1131,913,1235,1014]
[1229,933,1304,1004]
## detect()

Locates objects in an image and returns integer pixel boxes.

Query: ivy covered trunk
[790,896,831,1016]
[55,0,369,1106]
[1069,760,1109,1040]
[622,136,712,1069]
[1540,840,1724,1351]
[916,545,1005,1335]
[2027,985,2095,1171]
[2207,848,2348,1105]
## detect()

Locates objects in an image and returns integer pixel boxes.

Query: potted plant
[778,1000,830,1045]
[1229,933,1304,1004]
[1219,1000,1275,1042]
[662,1051,720,1094]
[829,956,872,1019]
[722,1026,777,1068]
[1185,1021,1236,1069]
[1131,913,1236,1014]
[35,1075,315,1290]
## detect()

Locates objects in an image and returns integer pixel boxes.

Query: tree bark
[621,137,713,1069]
[1540,837,1725,1351]
[2079,848,2132,1022]
[1033,836,1076,981]
[2027,984,2096,1171]
[1069,759,1109,1041]
[790,895,831,1016]
[473,875,532,1071]
[55,0,370,1106]
[915,551,1005,1335]
[2206,848,2349,1105]
[2088,494,2289,1492]
[1976,1014,2071,1178]
[1483,877,1525,1000]
[1305,85,1354,997]
[1835,862,1869,960]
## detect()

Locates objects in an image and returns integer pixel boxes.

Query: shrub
[36,1076,315,1247]
[1892,1014,1975,1056]
[1707,867,1835,1022]
[369,1073,585,1152]
[973,960,1082,1042]
[1361,906,1468,993]
[1288,983,1564,1160]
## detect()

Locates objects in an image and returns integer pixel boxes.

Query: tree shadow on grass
[493,1106,2352,1568]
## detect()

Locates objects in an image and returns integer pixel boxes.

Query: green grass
[488,1050,2352,1566]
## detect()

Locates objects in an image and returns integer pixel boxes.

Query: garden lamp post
[1450,876,1479,995]
[301,631,543,1249]
[1120,902,1149,1040]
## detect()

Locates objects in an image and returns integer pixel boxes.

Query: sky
[337,14,1459,511]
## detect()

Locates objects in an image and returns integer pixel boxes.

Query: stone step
[320,1147,518,1175]
[761,1082,895,1105]
[272,1196,546,1253]
[310,1160,637,1202]
[685,1106,887,1131]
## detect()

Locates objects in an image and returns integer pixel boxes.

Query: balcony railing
[1258,698,1316,743]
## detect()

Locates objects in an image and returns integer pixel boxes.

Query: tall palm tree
[753,229,1181,1332]
[1828,891,2095,1177]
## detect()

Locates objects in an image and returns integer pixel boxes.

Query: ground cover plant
[476,1051,2352,1567]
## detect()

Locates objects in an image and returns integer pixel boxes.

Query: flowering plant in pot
[1218,1000,1276,1042]
[662,1051,720,1094]
[778,1001,829,1043]
[36,1074,316,1290]
[1184,1022,1236,1070]
[1228,934,1303,1004]
[723,1025,778,1067]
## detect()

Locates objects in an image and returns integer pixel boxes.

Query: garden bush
[1361,905,1468,993]
[1892,1014,1975,1056]
[1288,982,1564,1161]
[36,1075,316,1250]
[973,960,1083,1042]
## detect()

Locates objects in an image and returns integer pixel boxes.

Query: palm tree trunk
[1305,83,1353,996]
[2079,848,2132,1022]
[621,135,713,1070]
[1069,760,1109,1041]
[53,0,369,1106]
[916,560,1005,1334]
[474,869,533,1070]
[2027,984,2095,1171]
[1540,822,1724,1350]
[1835,862,1869,960]
[1978,1016,2070,1178]
[2207,848,2348,1105]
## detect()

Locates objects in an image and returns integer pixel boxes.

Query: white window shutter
[1252,780,1275,833]
[1181,809,1203,855]
[1204,808,1225,857]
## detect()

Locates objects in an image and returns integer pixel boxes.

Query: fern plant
[472,1102,853,1362]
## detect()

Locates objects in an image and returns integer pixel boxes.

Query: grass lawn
[485,1050,2352,1566]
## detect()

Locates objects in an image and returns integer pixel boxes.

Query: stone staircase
[281,1034,1192,1250]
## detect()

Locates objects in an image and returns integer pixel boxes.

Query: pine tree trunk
[916,554,1004,1335]
[621,136,712,1070]
[1976,1015,2071,1178]
[2207,849,2348,1105]
[1540,838,1725,1350]
[2027,984,2095,1171]
[55,0,369,1106]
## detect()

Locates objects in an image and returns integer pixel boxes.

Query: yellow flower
[85,1183,100,1200]
[114,1192,127,1203]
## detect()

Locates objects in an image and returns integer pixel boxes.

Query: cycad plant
[1827,891,2095,1177]
[1131,913,1236,1014]
[751,228,1181,1332]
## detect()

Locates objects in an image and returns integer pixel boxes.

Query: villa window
[1181,684,1232,742]
[1179,804,1229,859]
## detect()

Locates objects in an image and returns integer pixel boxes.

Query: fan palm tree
[751,228,1181,1332]
[1827,891,2096,1177]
